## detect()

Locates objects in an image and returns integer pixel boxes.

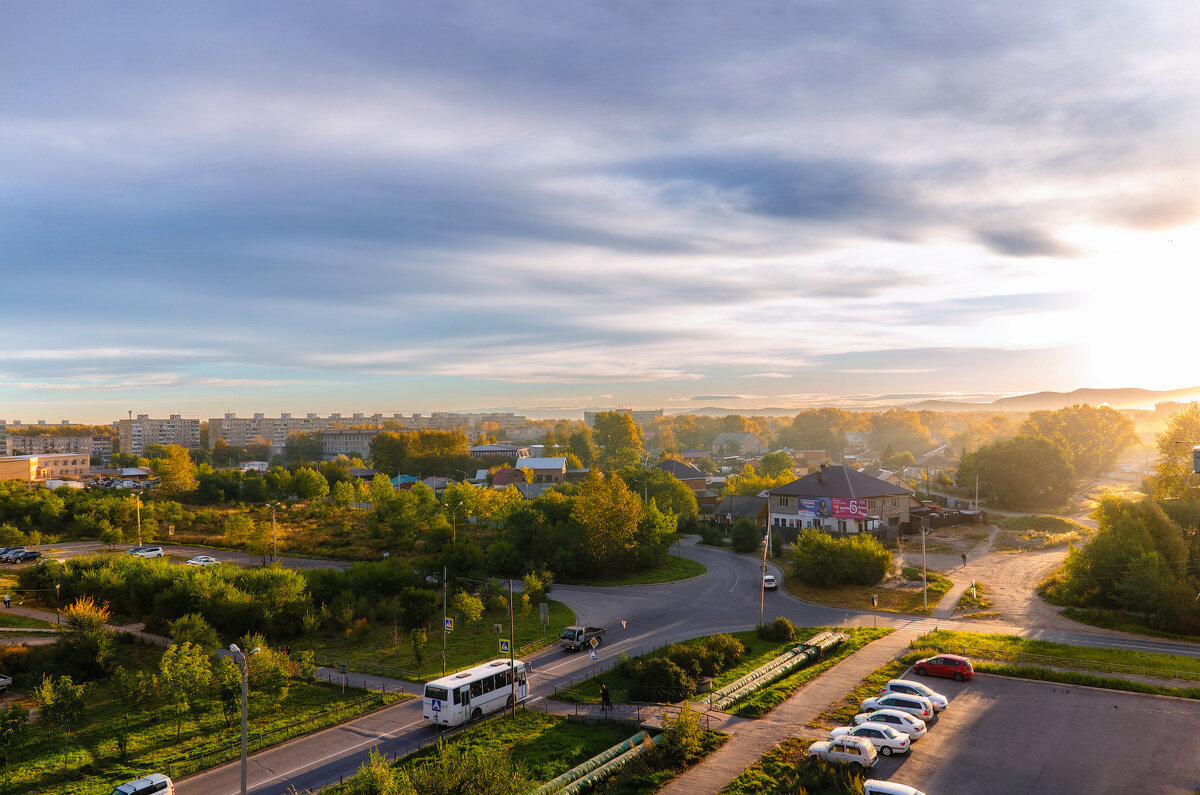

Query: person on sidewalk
[3,594,9,608]
[600,683,612,712]
[961,552,967,567]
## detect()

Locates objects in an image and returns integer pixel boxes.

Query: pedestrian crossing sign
[445,618,453,631]
[499,639,510,653]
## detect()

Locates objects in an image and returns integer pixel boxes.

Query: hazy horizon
[4,3,1198,421]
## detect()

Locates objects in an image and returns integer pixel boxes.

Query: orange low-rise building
[0,453,91,482]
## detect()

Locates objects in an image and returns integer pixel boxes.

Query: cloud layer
[3,1,1198,420]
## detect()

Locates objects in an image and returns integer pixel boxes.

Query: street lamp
[449,501,462,543]
[229,643,260,795]
[270,503,279,564]
[55,583,61,627]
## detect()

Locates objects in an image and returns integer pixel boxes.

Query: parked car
[881,679,949,711]
[126,546,145,556]
[805,735,878,770]
[853,708,927,739]
[185,556,219,567]
[0,548,27,563]
[14,550,43,563]
[864,780,926,795]
[829,722,911,756]
[860,693,935,722]
[763,574,777,590]
[107,773,174,795]
[129,546,165,559]
[914,653,973,681]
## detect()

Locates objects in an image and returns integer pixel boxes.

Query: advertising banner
[831,498,869,518]
[797,497,831,515]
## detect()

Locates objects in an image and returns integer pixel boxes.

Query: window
[482,676,494,693]
[778,497,790,507]
[470,681,483,698]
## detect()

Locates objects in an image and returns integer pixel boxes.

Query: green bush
[730,519,764,553]
[757,616,800,642]
[630,657,695,702]
[791,528,890,586]
[699,524,724,546]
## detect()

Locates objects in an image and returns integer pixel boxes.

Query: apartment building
[584,408,664,427]
[0,453,92,482]
[321,428,380,460]
[7,435,103,457]
[117,415,201,456]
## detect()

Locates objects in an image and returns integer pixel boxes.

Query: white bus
[423,658,528,727]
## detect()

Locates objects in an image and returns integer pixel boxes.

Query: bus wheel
[506,695,514,707]
[472,708,483,721]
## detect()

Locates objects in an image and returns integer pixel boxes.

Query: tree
[0,702,29,775]
[98,524,124,550]
[155,444,199,498]
[34,674,86,768]
[617,468,699,519]
[168,613,220,650]
[730,518,763,553]
[110,666,157,760]
[592,412,643,470]
[1018,404,1137,476]
[868,409,933,458]
[568,426,598,467]
[759,451,795,479]
[723,464,794,497]
[291,467,330,500]
[58,596,116,677]
[659,701,703,766]
[159,641,212,739]
[213,657,242,728]
[957,435,1073,509]
[1146,404,1200,500]
[451,591,484,625]
[572,473,644,569]
[410,628,428,669]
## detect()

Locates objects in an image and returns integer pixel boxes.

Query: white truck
[559,625,606,651]
[0,673,11,692]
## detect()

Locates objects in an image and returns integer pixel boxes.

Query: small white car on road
[186,555,219,567]
[830,722,911,756]
[806,735,878,770]
[881,679,949,711]
[763,574,777,590]
[860,693,934,722]
[853,708,928,739]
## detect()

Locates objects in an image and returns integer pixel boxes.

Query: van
[107,773,173,795]
[806,734,879,770]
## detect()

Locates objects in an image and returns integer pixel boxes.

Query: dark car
[15,550,43,563]
[0,548,26,564]
[913,654,973,682]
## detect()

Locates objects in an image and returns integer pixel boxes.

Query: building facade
[768,465,913,534]
[0,453,91,482]
[117,415,201,456]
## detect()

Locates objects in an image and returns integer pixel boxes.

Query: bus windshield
[424,685,449,701]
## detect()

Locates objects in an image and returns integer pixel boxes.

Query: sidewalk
[0,602,172,646]
[658,631,915,795]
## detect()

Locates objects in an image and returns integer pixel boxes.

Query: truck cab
[559,625,605,651]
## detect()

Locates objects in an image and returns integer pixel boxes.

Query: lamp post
[449,501,462,543]
[55,583,61,627]
[229,643,260,795]
[270,503,279,564]
[921,517,929,611]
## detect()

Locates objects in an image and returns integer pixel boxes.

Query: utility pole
[922,517,929,611]
[442,565,448,677]
[508,578,516,717]
[135,494,142,546]
[271,504,278,564]
[758,526,769,627]
[230,643,260,795]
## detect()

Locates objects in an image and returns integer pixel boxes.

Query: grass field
[291,599,577,681]
[557,554,707,586]
[991,514,1091,550]
[785,567,952,616]
[0,611,55,629]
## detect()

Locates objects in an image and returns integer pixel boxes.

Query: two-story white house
[767,464,913,535]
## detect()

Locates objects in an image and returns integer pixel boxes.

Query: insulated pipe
[531,731,648,795]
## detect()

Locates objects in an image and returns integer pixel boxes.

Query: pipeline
[556,733,663,794]
[531,731,650,795]
[708,631,847,712]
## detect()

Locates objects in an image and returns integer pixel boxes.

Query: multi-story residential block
[321,428,380,460]
[469,443,531,459]
[0,453,91,482]
[117,415,201,456]
[7,435,100,457]
[711,432,764,457]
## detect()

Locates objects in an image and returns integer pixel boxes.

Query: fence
[165,690,392,780]
[915,636,1200,683]
[312,638,547,685]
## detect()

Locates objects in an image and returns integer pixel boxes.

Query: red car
[913,654,973,681]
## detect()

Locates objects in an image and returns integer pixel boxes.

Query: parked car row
[806,656,973,792]
[0,547,42,564]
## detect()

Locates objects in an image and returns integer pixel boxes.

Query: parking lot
[864,673,1200,794]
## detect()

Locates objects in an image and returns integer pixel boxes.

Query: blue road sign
[499,639,510,653]
[589,648,598,660]
[445,617,453,631]
[431,700,440,713]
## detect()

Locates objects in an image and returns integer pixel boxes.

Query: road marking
[215,711,427,795]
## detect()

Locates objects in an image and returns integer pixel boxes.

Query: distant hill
[904,386,1200,413]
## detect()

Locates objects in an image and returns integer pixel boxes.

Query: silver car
[853,708,928,739]
[860,693,935,722]
[882,678,949,711]
[830,722,911,756]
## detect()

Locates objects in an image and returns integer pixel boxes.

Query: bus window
[482,676,495,693]
[425,686,449,702]
[471,681,483,698]
[518,669,526,685]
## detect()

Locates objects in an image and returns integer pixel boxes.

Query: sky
[3,1,1199,423]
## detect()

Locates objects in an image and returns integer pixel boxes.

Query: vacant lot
[867,674,1200,794]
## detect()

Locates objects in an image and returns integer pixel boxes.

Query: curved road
[170,536,1200,794]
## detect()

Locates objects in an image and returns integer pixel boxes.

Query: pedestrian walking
[600,683,612,712]
[961,552,967,567]
[3,594,9,609]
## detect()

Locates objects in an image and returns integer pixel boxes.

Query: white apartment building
[117,415,201,456]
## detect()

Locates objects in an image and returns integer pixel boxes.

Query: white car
[186,555,219,567]
[864,780,926,795]
[860,693,935,722]
[129,546,165,559]
[882,678,949,712]
[853,708,927,739]
[830,722,911,756]
[806,735,878,770]
[763,574,777,590]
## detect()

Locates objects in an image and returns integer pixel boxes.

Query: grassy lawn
[552,627,891,720]
[809,659,910,729]
[785,567,952,616]
[7,669,398,795]
[909,629,1200,682]
[721,736,866,794]
[0,612,56,629]
[557,554,707,586]
[954,581,997,618]
[291,599,577,681]
[991,514,1091,550]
